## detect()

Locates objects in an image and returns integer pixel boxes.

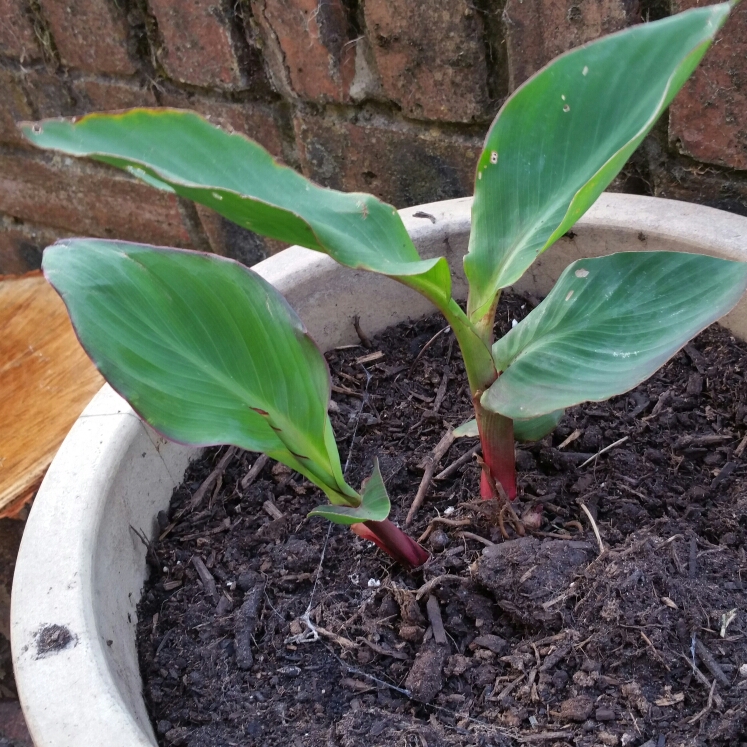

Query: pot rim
[12,193,747,747]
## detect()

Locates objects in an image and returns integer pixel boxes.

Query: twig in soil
[262,499,284,520]
[578,436,629,468]
[414,574,466,601]
[558,428,582,449]
[182,446,238,514]
[352,315,372,348]
[689,535,698,579]
[688,680,717,725]
[235,579,265,669]
[680,654,725,708]
[343,364,372,475]
[240,453,269,490]
[431,339,454,414]
[734,433,747,459]
[417,517,471,544]
[191,555,219,602]
[359,638,409,660]
[577,501,604,555]
[409,325,450,374]
[457,530,495,547]
[519,732,578,743]
[642,388,671,421]
[435,444,481,480]
[406,426,455,525]
[694,638,730,687]
[426,595,448,645]
[640,631,670,671]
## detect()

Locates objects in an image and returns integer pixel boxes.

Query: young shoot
[26,3,746,569]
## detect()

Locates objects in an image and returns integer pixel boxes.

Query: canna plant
[26,2,747,570]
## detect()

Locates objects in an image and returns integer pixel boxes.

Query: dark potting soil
[136,292,747,747]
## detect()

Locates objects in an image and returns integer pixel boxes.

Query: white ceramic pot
[12,194,747,746]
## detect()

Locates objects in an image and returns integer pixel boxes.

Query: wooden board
[0,272,104,518]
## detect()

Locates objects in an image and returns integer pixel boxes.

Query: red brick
[70,76,157,112]
[0,151,195,248]
[0,69,34,147]
[0,0,40,62]
[503,0,637,90]
[251,0,355,102]
[37,0,136,74]
[17,67,77,118]
[293,109,483,207]
[669,0,747,170]
[0,213,69,275]
[364,0,489,122]
[158,91,286,158]
[148,0,243,88]
[196,205,287,265]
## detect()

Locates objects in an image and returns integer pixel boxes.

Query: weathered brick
[364,0,490,122]
[0,69,34,146]
[293,109,483,207]
[17,67,76,118]
[37,0,136,75]
[0,151,195,247]
[0,0,40,62]
[196,205,287,265]
[251,0,355,102]
[669,0,747,171]
[70,76,157,111]
[0,213,68,274]
[149,0,245,89]
[503,0,637,90]
[159,90,286,158]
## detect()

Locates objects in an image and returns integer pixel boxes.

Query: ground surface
[137,294,747,747]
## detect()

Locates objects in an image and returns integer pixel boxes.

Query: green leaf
[22,109,452,309]
[513,410,564,442]
[42,239,359,505]
[484,252,747,420]
[465,2,733,324]
[308,460,391,526]
[454,419,478,438]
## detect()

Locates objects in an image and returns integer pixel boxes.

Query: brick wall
[1,0,746,274]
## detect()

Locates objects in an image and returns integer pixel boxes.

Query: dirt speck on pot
[35,624,75,657]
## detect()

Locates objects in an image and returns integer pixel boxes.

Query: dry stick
[457,530,496,547]
[694,638,730,687]
[352,315,372,348]
[191,555,219,602]
[435,443,481,481]
[578,436,629,469]
[426,595,448,645]
[734,433,747,459]
[578,501,605,555]
[417,517,471,544]
[409,326,450,373]
[240,453,269,490]
[182,446,237,514]
[406,426,455,525]
[414,573,467,601]
[680,654,725,709]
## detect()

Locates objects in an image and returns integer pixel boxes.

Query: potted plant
[12,4,747,745]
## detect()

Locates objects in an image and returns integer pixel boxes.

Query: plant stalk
[351,520,430,569]
[474,396,516,500]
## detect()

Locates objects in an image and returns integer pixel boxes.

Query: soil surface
[137,293,747,747]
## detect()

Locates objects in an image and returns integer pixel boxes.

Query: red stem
[351,519,430,570]
[475,399,516,500]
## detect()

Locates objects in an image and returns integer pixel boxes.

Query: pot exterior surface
[12,194,747,746]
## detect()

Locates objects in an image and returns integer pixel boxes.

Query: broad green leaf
[43,239,359,505]
[484,252,747,419]
[23,109,452,309]
[465,2,733,324]
[308,460,391,526]
[514,410,564,442]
